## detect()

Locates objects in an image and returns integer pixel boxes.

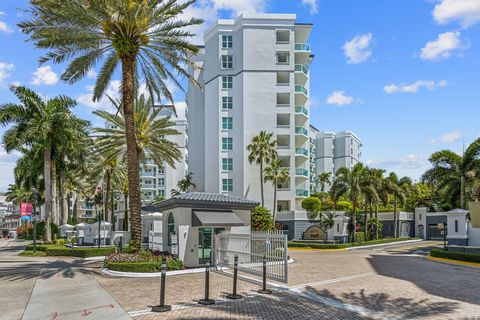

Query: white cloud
[431,131,463,143]
[77,80,121,112]
[301,0,319,14]
[0,62,14,84]
[87,70,97,79]
[342,33,373,64]
[383,80,447,94]
[325,90,360,106]
[433,0,480,28]
[367,154,427,170]
[420,31,464,61]
[212,0,268,14]
[30,66,58,86]
[0,11,14,34]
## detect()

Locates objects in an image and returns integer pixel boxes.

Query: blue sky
[0,0,479,191]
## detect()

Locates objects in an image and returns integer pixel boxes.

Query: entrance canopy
[192,210,245,227]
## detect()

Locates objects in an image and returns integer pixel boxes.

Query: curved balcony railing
[295,43,311,51]
[295,85,308,96]
[295,126,308,136]
[295,106,308,116]
[295,64,309,75]
[295,168,308,176]
[296,189,309,197]
[295,147,308,156]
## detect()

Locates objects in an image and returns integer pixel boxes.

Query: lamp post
[31,187,39,254]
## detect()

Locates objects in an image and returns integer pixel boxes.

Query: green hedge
[45,247,116,258]
[106,259,184,272]
[25,244,64,252]
[289,238,417,249]
[430,249,480,263]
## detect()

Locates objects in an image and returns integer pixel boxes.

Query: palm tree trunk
[104,172,111,224]
[121,55,142,250]
[260,160,264,207]
[393,195,398,238]
[272,184,277,229]
[123,194,129,231]
[44,148,52,242]
[352,203,357,243]
[51,161,58,226]
[110,192,115,231]
[364,197,368,241]
[461,175,465,209]
[375,203,379,239]
[60,168,68,225]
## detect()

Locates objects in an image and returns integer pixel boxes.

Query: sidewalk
[22,267,131,320]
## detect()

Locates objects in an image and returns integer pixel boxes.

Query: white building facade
[187,13,313,215]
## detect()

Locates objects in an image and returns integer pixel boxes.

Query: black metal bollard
[151,257,172,312]
[258,255,272,294]
[226,255,242,299]
[118,236,123,253]
[198,261,215,305]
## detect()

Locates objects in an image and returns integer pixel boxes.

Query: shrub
[45,247,116,258]
[355,232,366,243]
[251,206,273,231]
[104,251,183,272]
[430,249,480,263]
[53,239,66,246]
[288,237,417,249]
[336,201,352,212]
[301,197,322,212]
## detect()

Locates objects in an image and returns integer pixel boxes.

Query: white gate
[214,230,288,283]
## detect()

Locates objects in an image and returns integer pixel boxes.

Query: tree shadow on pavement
[0,259,98,281]
[367,254,480,306]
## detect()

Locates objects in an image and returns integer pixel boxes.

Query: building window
[222,137,233,150]
[276,30,290,43]
[221,35,232,48]
[222,96,233,109]
[159,189,165,197]
[337,223,339,232]
[167,212,175,246]
[221,55,233,69]
[455,220,458,232]
[276,51,290,64]
[222,158,233,171]
[222,178,233,192]
[222,76,233,89]
[158,177,165,187]
[351,148,353,155]
[222,117,233,129]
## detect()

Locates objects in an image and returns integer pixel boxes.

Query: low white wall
[468,223,480,246]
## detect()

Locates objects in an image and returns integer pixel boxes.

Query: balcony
[140,172,156,178]
[295,168,308,177]
[295,126,308,145]
[295,85,308,96]
[295,106,308,116]
[296,188,309,198]
[295,126,308,136]
[141,184,157,190]
[295,85,308,105]
[295,64,309,85]
[295,105,308,124]
[295,43,311,51]
[295,147,308,157]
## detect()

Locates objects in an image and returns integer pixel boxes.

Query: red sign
[20,203,33,216]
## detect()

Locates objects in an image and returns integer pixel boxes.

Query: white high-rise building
[313,131,362,191]
[187,13,313,214]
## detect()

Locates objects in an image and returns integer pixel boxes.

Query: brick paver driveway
[95,241,480,319]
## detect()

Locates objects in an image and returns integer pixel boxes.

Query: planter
[469,201,480,228]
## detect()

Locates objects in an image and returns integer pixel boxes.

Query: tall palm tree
[5,184,32,204]
[334,163,365,242]
[0,86,82,242]
[422,139,480,209]
[247,131,278,207]
[316,172,332,192]
[385,172,407,238]
[19,0,203,250]
[177,172,196,193]
[359,167,378,240]
[264,158,290,223]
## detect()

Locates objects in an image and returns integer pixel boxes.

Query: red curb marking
[82,309,92,316]
[45,304,116,318]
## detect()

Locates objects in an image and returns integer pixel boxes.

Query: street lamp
[31,187,39,254]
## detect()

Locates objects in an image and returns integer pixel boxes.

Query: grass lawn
[19,250,47,257]
[22,244,116,258]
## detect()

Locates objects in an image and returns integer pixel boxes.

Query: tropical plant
[384,172,407,238]
[250,206,273,231]
[177,172,196,193]
[333,163,366,242]
[5,184,32,204]
[301,197,322,213]
[316,172,332,192]
[247,131,278,206]
[319,211,335,232]
[264,158,289,223]
[19,0,203,250]
[0,86,87,242]
[422,139,480,209]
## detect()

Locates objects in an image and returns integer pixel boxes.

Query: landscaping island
[288,237,419,249]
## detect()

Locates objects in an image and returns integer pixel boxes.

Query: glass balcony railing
[295,64,309,75]
[295,168,308,176]
[295,147,308,156]
[295,85,308,96]
[295,106,308,116]
[296,189,309,197]
[295,126,308,136]
[295,43,311,51]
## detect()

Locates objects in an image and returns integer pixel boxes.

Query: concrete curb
[102,258,294,278]
[426,255,480,269]
[346,239,423,250]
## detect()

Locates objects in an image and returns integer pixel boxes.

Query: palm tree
[422,139,480,209]
[385,172,407,238]
[264,158,290,224]
[20,0,203,250]
[316,172,332,192]
[247,131,278,206]
[359,167,378,240]
[334,163,365,242]
[5,184,32,204]
[319,211,335,232]
[0,86,82,242]
[177,172,196,193]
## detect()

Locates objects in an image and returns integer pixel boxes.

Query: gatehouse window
[167,212,175,246]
